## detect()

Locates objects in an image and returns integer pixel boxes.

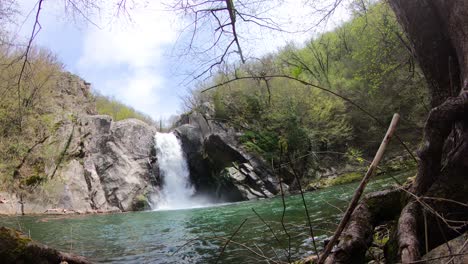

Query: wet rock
[7,115,159,215]
[175,110,283,202]
[0,226,91,264]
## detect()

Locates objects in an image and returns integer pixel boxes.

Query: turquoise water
[0,172,409,263]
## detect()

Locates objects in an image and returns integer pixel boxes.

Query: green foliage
[307,172,363,190]
[132,194,150,211]
[22,175,45,187]
[346,147,365,164]
[190,2,427,186]
[0,43,64,190]
[93,92,156,124]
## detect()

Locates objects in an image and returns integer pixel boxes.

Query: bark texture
[325,188,404,263]
[323,1,468,263]
[387,1,468,263]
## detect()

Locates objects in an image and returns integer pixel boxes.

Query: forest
[0,0,466,264]
[185,3,426,188]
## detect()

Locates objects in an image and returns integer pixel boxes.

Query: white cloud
[78,7,175,68]
[14,0,352,120]
[77,2,179,119]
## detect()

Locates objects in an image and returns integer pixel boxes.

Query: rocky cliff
[0,73,159,215]
[0,74,284,215]
[174,104,285,202]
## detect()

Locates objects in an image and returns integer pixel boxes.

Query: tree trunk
[322,1,468,263]
[325,188,404,263]
[388,0,468,262]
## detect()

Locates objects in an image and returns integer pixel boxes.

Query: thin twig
[215,218,248,264]
[16,0,44,131]
[278,146,292,263]
[252,208,289,260]
[286,154,319,259]
[443,237,468,264]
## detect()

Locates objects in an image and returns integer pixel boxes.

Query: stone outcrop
[51,116,158,213]
[174,106,283,202]
[1,113,158,214]
[421,232,467,264]
[0,72,161,215]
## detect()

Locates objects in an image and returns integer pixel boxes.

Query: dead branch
[278,145,292,262]
[13,135,49,179]
[251,208,290,259]
[285,153,319,259]
[319,113,400,263]
[16,0,44,131]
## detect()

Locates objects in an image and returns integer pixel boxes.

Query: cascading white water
[153,132,196,210]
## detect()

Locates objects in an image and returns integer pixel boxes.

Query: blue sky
[13,0,349,120]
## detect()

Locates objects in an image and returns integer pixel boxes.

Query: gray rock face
[47,72,97,117]
[174,124,213,195]
[422,232,467,264]
[175,109,283,202]
[0,73,160,215]
[76,117,158,211]
[13,115,159,214]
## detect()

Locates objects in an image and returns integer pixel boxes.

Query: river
[0,171,410,263]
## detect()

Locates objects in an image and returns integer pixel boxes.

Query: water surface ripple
[0,172,410,263]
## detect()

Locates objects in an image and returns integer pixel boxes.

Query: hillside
[185,3,425,189]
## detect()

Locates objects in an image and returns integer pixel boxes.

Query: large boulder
[174,124,213,195]
[421,232,467,264]
[9,115,159,214]
[174,109,283,202]
[82,117,158,211]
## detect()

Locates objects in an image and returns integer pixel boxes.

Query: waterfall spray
[153,132,195,210]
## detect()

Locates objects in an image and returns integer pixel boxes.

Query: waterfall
[153,132,196,210]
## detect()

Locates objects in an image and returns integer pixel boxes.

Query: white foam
[152,132,205,210]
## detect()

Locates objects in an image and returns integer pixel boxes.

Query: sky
[12,0,350,120]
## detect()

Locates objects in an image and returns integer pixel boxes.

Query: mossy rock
[132,195,150,211]
[326,172,362,186]
[0,226,91,264]
[0,227,32,263]
[306,171,363,190]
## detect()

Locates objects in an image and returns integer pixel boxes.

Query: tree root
[398,201,421,263]
[324,188,404,263]
[394,92,468,263]
[413,92,468,196]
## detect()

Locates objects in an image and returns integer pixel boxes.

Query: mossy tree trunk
[0,227,91,264]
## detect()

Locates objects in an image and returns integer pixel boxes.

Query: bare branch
[201,73,417,162]
[16,0,44,131]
